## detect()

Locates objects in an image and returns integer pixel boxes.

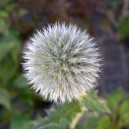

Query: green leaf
[76,113,99,129]
[33,101,82,129]
[0,19,8,34]
[0,0,18,11]
[111,0,120,8]
[119,14,129,38]
[11,39,21,62]
[11,113,38,129]
[106,90,124,112]
[35,119,69,129]
[0,11,8,18]
[0,31,20,59]
[0,59,17,84]
[0,0,10,7]
[58,119,69,129]
[97,115,111,129]
[14,75,27,88]
[82,90,110,113]
[46,101,81,123]
[0,88,11,110]
[37,123,59,129]
[120,97,129,125]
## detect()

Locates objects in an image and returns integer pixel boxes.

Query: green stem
[70,102,86,129]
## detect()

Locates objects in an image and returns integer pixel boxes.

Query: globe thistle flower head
[23,23,101,103]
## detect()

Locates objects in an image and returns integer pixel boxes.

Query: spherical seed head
[23,23,101,103]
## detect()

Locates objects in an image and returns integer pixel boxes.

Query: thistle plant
[23,23,101,103]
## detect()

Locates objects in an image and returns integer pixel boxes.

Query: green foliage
[119,14,129,38]
[10,113,39,129]
[33,101,81,129]
[0,88,11,110]
[33,90,129,129]
[82,90,109,113]
[0,1,39,129]
[75,113,99,129]
[34,119,69,129]
[89,90,129,129]
[111,0,121,8]
[97,115,111,129]
[32,91,109,129]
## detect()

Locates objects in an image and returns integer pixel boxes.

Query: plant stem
[70,104,86,129]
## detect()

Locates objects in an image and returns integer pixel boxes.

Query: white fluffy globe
[23,23,101,103]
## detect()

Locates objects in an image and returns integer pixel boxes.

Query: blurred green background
[0,0,129,129]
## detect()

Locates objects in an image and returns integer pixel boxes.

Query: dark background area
[0,0,129,129]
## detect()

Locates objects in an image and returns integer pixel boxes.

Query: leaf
[0,11,8,18]
[119,96,129,125]
[111,0,120,8]
[0,19,8,34]
[37,123,59,129]
[97,115,111,129]
[11,39,21,62]
[58,119,69,129]
[10,113,38,129]
[0,0,10,7]
[0,59,17,85]
[47,102,81,123]
[35,119,69,129]
[13,75,27,88]
[0,30,20,59]
[75,113,99,129]
[106,89,124,112]
[0,88,11,110]
[119,14,129,38]
[82,90,110,113]
[33,101,82,129]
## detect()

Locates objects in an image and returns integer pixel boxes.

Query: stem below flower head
[70,102,86,129]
